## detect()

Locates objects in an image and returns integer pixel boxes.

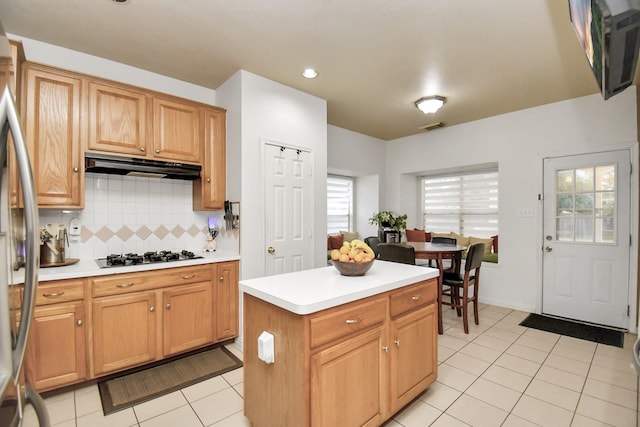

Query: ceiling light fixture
[302,68,318,79]
[415,96,446,114]
[111,0,130,4]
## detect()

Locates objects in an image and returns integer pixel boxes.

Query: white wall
[383,89,638,315]
[218,70,328,282]
[327,125,386,238]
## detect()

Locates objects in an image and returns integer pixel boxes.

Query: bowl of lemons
[330,240,376,276]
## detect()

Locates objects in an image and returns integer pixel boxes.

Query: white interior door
[264,143,312,276]
[542,150,631,328]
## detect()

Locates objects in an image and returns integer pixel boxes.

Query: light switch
[258,331,275,364]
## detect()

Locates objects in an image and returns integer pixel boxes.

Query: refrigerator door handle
[0,86,40,378]
[25,384,50,427]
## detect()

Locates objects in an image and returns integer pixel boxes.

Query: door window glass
[555,164,616,243]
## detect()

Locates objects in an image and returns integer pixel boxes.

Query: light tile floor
[23,304,639,427]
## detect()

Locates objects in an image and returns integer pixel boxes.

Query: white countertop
[11,251,241,284]
[239,261,439,315]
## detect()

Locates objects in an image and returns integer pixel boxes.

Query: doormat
[519,313,624,348]
[98,346,243,415]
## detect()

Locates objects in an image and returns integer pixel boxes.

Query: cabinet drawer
[389,279,436,318]
[91,265,212,297]
[310,297,386,349]
[32,279,84,306]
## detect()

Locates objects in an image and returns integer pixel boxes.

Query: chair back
[377,243,416,265]
[364,236,381,256]
[465,242,485,271]
[431,236,457,245]
[405,229,427,242]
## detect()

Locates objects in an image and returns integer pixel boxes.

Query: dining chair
[430,236,457,270]
[441,242,485,333]
[364,236,381,257]
[377,243,416,265]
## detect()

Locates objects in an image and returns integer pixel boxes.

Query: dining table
[405,241,467,334]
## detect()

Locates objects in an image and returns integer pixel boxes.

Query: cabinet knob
[219,276,224,282]
[382,346,390,353]
[140,147,146,152]
[394,339,400,347]
[166,303,171,310]
[150,306,155,312]
[155,149,160,154]
[73,167,79,173]
[77,320,83,327]
[206,178,211,183]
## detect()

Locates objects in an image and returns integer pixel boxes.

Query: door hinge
[630,234,633,247]
[628,305,631,316]
[538,194,543,200]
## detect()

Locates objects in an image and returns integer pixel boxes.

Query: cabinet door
[310,326,387,427]
[92,292,157,376]
[214,261,238,341]
[389,303,437,412]
[152,96,200,163]
[88,81,149,156]
[162,282,213,356]
[24,302,86,391]
[21,64,83,208]
[193,107,226,210]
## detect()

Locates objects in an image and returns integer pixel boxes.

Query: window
[421,168,498,237]
[555,165,615,243]
[327,175,354,234]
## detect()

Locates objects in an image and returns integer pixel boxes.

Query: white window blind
[421,170,499,237]
[327,175,353,234]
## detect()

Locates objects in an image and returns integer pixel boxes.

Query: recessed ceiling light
[111,0,130,4]
[302,68,318,79]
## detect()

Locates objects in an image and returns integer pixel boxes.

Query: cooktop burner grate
[95,250,203,268]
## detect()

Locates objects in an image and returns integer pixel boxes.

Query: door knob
[267,246,275,254]
[545,246,553,252]
[545,235,552,241]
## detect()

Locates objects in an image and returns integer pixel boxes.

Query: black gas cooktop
[95,250,203,268]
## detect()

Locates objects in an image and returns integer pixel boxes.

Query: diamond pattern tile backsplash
[39,173,236,260]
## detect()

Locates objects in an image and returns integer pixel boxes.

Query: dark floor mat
[98,346,243,415]
[519,313,624,348]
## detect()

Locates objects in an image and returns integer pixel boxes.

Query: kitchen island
[240,261,439,427]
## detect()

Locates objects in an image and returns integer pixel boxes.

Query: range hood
[85,153,202,180]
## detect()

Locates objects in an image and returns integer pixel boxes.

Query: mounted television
[568,0,640,99]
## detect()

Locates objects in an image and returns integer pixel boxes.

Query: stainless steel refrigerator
[0,21,49,427]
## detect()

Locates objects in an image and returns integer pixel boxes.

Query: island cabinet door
[389,303,437,413]
[162,282,213,356]
[310,325,388,427]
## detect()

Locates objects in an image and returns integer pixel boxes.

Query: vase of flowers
[369,211,407,242]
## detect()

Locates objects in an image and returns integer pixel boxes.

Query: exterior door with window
[264,143,312,276]
[542,150,631,328]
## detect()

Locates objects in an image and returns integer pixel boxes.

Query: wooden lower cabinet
[244,278,438,427]
[24,301,87,391]
[214,261,239,341]
[92,291,157,376]
[163,282,213,356]
[310,325,388,427]
[23,261,239,391]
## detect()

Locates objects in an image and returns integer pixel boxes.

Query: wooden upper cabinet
[152,96,201,163]
[193,107,226,210]
[8,41,25,207]
[21,63,83,208]
[88,81,149,155]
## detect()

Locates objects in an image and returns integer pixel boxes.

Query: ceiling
[0,0,636,141]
